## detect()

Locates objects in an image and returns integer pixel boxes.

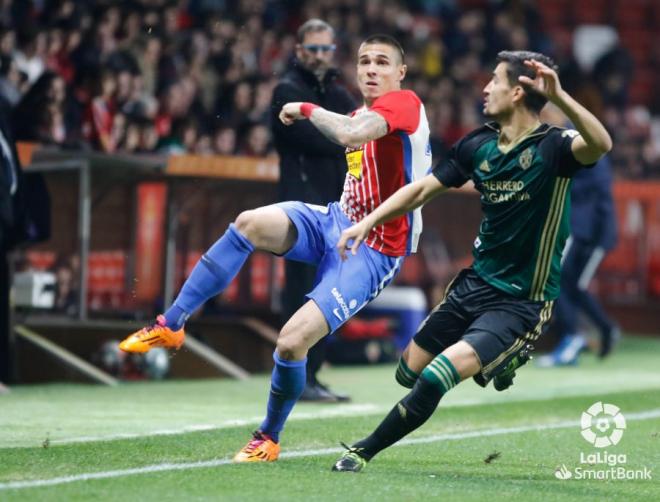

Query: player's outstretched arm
[518,60,612,165]
[280,102,387,149]
[336,174,448,260]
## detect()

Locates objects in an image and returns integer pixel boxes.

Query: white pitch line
[1,408,659,492]
[6,382,660,448]
[44,404,380,447]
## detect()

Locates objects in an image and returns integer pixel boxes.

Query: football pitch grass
[1,336,659,501]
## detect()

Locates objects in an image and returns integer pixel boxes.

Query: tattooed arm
[310,108,388,149]
[279,102,388,149]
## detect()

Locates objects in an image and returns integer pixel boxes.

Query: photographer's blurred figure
[270,19,356,401]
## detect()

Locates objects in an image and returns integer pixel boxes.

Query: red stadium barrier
[24,251,56,271]
[86,250,127,310]
[596,181,660,299]
[250,252,271,305]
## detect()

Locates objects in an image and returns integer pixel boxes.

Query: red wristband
[300,102,320,118]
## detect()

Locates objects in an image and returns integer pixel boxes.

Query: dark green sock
[420,353,461,394]
[395,357,419,388]
[353,355,461,460]
[353,377,443,460]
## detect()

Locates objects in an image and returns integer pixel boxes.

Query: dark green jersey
[433,122,592,301]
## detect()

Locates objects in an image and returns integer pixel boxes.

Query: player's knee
[276,332,305,361]
[234,210,260,241]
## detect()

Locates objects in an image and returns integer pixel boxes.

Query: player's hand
[336,220,370,261]
[279,102,304,125]
[518,60,563,102]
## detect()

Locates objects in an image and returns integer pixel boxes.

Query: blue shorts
[277,201,403,333]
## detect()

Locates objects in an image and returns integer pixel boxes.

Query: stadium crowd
[0,0,657,177]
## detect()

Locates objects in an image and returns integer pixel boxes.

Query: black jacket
[0,106,50,252]
[570,155,617,250]
[271,61,356,204]
[0,111,23,252]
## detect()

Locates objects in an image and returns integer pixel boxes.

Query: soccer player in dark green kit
[331,50,613,472]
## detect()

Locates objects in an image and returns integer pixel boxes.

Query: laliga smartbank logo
[554,402,652,481]
[580,401,626,447]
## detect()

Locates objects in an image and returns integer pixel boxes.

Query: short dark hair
[361,34,405,64]
[496,50,557,114]
[297,19,334,43]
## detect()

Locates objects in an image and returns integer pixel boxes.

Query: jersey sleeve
[432,127,491,188]
[369,90,420,134]
[552,128,596,177]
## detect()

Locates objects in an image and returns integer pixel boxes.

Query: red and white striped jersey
[339,90,431,256]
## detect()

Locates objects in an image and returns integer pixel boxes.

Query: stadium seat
[538,1,570,29]
[572,0,610,25]
[614,0,651,28]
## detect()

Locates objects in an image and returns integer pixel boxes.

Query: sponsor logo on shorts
[331,287,351,321]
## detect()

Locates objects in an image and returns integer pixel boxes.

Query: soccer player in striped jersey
[332,51,613,472]
[119,34,432,462]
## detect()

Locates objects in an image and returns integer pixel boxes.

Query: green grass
[1,336,659,501]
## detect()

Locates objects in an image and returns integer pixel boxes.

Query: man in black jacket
[538,154,620,366]
[0,109,24,384]
[270,19,356,402]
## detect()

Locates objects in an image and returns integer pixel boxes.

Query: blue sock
[259,352,307,443]
[163,224,254,330]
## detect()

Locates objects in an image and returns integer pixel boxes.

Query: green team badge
[519,147,534,170]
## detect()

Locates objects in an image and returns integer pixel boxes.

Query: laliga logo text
[580,401,626,447]
[554,402,652,481]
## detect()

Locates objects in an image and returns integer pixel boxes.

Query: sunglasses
[302,44,336,53]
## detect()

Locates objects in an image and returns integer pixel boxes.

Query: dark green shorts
[414,268,553,382]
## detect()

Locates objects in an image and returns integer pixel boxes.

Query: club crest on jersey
[519,147,534,170]
[479,160,490,172]
[345,147,363,180]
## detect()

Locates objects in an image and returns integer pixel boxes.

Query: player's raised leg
[233,300,329,462]
[333,341,480,472]
[119,205,297,353]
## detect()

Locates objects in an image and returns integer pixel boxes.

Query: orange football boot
[119,315,185,353]
[233,431,280,463]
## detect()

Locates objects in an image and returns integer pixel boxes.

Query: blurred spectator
[0,27,15,57]
[53,255,78,316]
[123,117,142,153]
[213,125,236,155]
[14,26,46,84]
[194,132,213,155]
[157,117,199,154]
[12,71,69,145]
[218,80,254,132]
[239,123,271,157]
[0,0,650,176]
[593,46,634,110]
[138,117,159,152]
[83,69,117,152]
[0,54,23,108]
